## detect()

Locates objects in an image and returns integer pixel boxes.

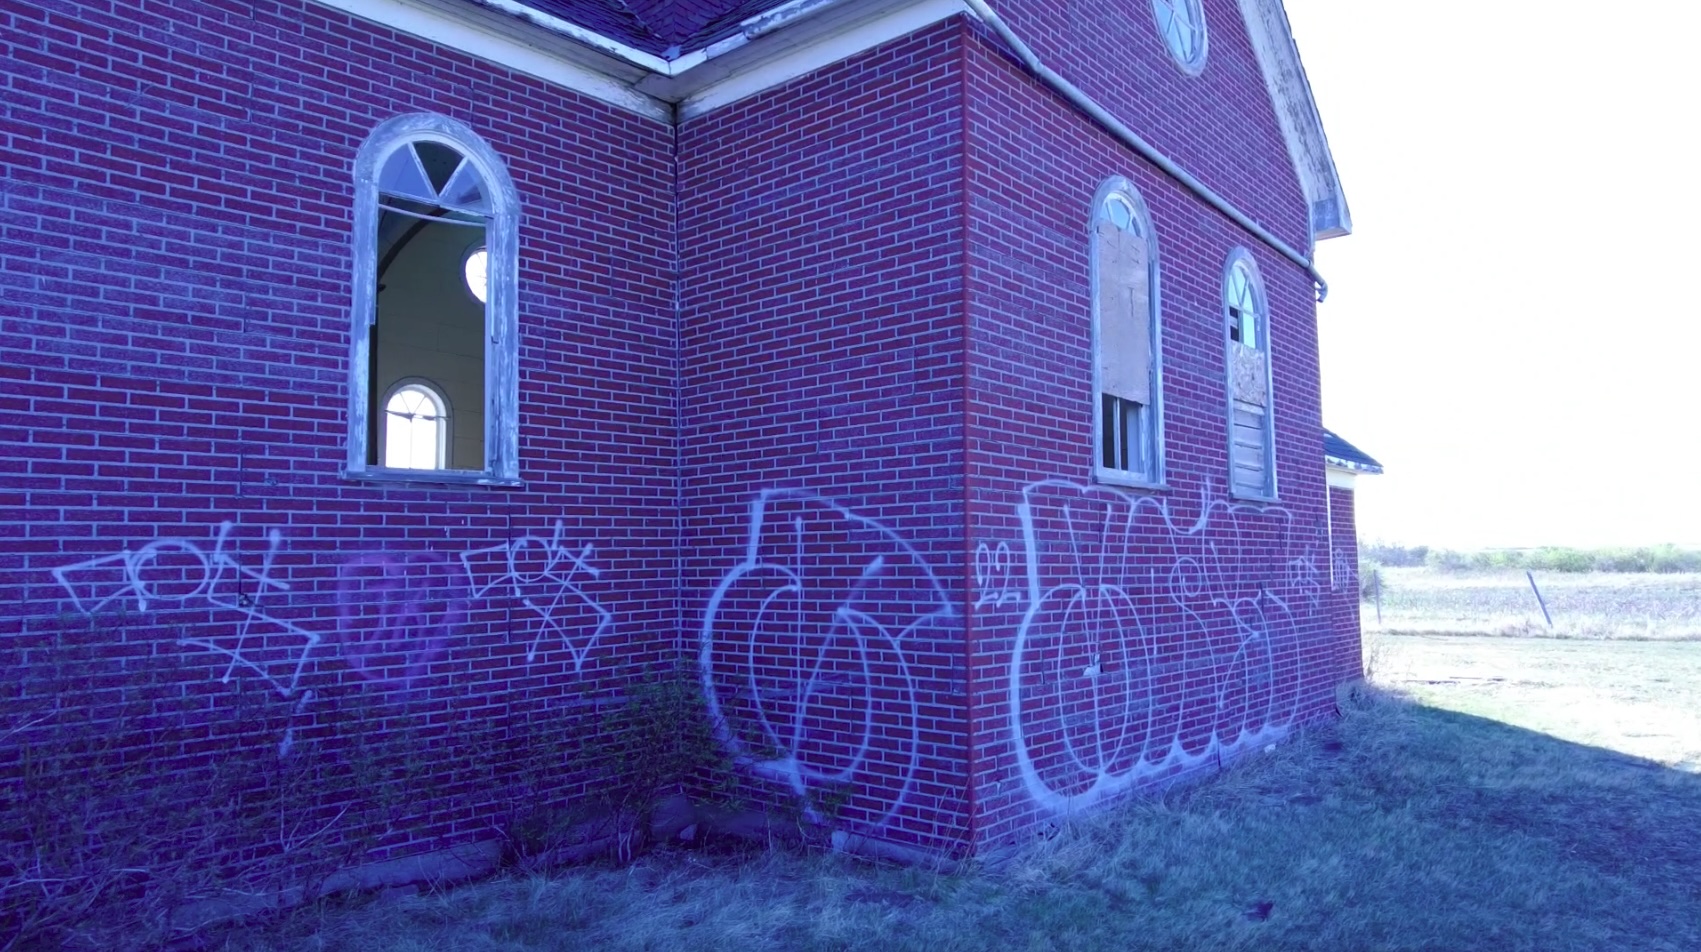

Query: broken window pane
[413,141,463,193]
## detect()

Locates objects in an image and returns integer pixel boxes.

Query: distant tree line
[1360,543,1701,574]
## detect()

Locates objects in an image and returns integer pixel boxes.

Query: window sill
[1230,490,1280,504]
[342,466,524,489]
[1093,469,1169,493]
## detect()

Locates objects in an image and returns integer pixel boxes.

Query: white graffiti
[1008,480,1315,814]
[1289,547,1325,614]
[974,541,1024,608]
[1331,544,1358,592]
[461,519,611,669]
[699,490,954,834]
[50,521,320,698]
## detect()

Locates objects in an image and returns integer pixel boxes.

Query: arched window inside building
[383,382,449,470]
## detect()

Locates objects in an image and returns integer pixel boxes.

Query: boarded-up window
[1094,188,1158,482]
[1225,253,1273,496]
[1231,401,1269,496]
[1097,220,1151,405]
[1230,344,1267,407]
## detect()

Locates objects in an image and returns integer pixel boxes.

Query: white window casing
[1091,178,1164,487]
[1223,249,1276,499]
[346,113,521,485]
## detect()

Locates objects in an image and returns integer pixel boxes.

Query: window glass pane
[439,160,490,214]
[1233,263,1259,350]
[378,147,435,203]
[1104,194,1134,232]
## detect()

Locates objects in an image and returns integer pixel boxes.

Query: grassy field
[1368,632,1701,771]
[220,630,1701,952]
[1366,566,1701,639]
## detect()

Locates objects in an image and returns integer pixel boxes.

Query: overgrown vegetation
[1362,542,1701,574]
[227,687,1701,952]
[0,619,412,951]
[497,671,741,870]
[1,615,738,950]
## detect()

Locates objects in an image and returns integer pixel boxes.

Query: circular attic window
[1151,0,1207,73]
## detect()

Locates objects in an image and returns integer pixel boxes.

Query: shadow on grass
[233,694,1701,952]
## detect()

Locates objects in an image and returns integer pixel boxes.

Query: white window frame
[1223,249,1277,500]
[346,114,520,485]
[1151,0,1208,74]
[1090,177,1165,489]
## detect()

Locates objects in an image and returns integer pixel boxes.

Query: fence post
[1373,569,1382,626]
[1526,570,1554,629]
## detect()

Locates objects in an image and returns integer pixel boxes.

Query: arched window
[1224,250,1276,498]
[383,382,448,470]
[1152,0,1207,73]
[1092,179,1163,485]
[347,115,519,482]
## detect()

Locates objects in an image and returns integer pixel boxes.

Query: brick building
[1,0,1368,904]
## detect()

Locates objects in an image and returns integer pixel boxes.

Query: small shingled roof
[468,0,796,57]
[1323,429,1382,474]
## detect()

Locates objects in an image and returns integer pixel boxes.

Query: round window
[1151,0,1207,72]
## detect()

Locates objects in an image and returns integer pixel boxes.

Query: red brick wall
[1,0,678,876]
[959,23,1340,847]
[677,20,972,856]
[1,0,1357,893]
[1328,483,1364,680]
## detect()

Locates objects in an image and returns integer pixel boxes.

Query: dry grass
[1367,567,1701,640]
[223,671,1701,952]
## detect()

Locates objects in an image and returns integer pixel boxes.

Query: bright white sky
[1285,0,1701,549]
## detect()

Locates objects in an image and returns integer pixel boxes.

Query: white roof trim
[308,0,669,121]
[306,0,951,120]
[309,0,1353,248]
[678,0,969,118]
[1325,455,1382,476]
[1235,0,1352,240]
